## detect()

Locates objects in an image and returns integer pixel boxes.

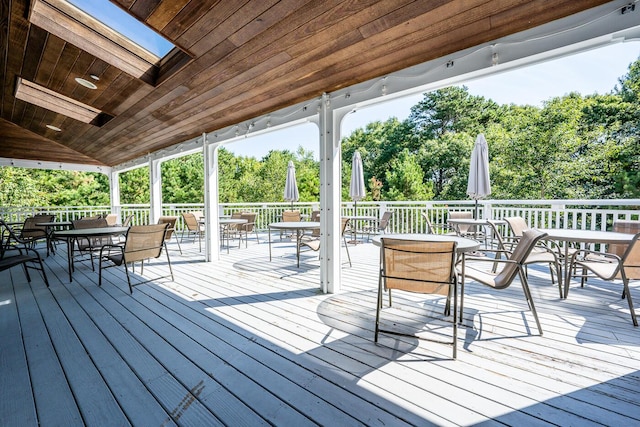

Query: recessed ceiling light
[46,124,62,132]
[90,74,100,81]
[75,77,98,89]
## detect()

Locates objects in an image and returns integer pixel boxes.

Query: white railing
[3,199,639,234]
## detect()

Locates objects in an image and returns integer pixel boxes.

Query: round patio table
[219,218,247,253]
[268,221,320,267]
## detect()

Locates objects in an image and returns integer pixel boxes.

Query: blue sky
[226,42,640,160]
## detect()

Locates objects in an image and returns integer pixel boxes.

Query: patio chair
[98,223,173,293]
[299,217,352,267]
[503,216,563,296]
[181,212,204,252]
[448,211,485,241]
[421,211,457,235]
[71,217,110,270]
[238,212,260,247]
[462,228,547,335]
[364,211,392,240]
[104,213,119,226]
[19,214,55,249]
[568,231,640,326]
[158,216,182,255]
[308,210,321,238]
[375,237,458,359]
[0,219,49,287]
[280,210,301,239]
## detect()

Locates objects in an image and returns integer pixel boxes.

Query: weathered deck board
[1,233,639,426]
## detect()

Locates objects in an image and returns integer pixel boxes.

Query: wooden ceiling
[0,0,612,167]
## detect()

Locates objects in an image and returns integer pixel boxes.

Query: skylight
[65,0,174,58]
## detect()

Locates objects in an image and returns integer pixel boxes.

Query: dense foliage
[1,58,638,206]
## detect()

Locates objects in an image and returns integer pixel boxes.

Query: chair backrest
[421,212,435,234]
[380,238,457,295]
[448,211,473,233]
[493,229,548,289]
[620,232,640,280]
[282,210,301,222]
[157,216,178,240]
[104,213,119,226]
[310,210,320,222]
[21,214,55,238]
[240,212,257,231]
[610,220,640,257]
[378,211,392,231]
[73,217,108,230]
[0,219,21,259]
[72,217,110,249]
[340,217,350,237]
[123,223,168,263]
[122,214,134,227]
[182,212,200,231]
[504,216,530,238]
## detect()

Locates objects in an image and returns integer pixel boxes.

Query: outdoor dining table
[347,215,377,244]
[219,218,248,253]
[539,228,635,298]
[53,226,130,282]
[268,221,320,267]
[372,233,481,323]
[36,220,73,256]
[447,218,507,248]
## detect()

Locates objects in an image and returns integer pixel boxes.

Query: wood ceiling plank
[145,0,191,31]
[177,1,250,53]
[0,118,105,164]
[489,0,610,30]
[20,26,47,82]
[156,0,221,40]
[1,0,29,118]
[48,42,82,92]
[129,0,161,21]
[35,28,66,87]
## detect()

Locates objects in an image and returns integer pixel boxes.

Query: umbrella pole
[474,200,478,219]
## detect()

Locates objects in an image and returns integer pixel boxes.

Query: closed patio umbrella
[284,160,299,209]
[349,151,366,213]
[466,134,491,219]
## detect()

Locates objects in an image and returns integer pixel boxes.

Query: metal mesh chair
[463,229,547,335]
[569,230,640,326]
[99,223,173,293]
[375,238,458,359]
[158,216,182,254]
[0,219,49,287]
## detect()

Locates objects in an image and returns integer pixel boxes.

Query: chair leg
[621,276,638,327]
[343,236,352,267]
[173,233,182,255]
[518,269,543,335]
[375,275,383,342]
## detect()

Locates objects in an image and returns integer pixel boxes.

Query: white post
[203,133,220,262]
[109,170,121,219]
[318,93,348,294]
[149,158,162,224]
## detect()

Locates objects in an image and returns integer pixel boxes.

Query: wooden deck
[2,232,639,426]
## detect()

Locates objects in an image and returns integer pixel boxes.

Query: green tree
[384,149,433,200]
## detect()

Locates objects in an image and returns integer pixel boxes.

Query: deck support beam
[149,158,162,225]
[204,134,221,262]
[318,93,350,293]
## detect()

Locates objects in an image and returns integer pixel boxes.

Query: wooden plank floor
[1,232,639,426]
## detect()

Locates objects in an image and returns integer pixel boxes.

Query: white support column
[149,158,162,224]
[318,93,350,294]
[203,134,220,262]
[109,170,121,218]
